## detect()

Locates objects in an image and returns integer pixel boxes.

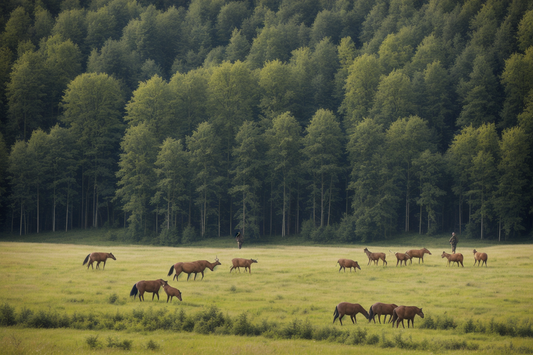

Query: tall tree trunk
[19,201,23,236]
[65,186,70,232]
[320,173,324,228]
[327,176,332,226]
[53,189,56,232]
[36,184,40,233]
[242,190,246,239]
[282,178,286,237]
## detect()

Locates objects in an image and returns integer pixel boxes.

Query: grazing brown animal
[405,248,431,264]
[441,251,464,267]
[167,261,203,281]
[333,302,369,325]
[194,257,222,279]
[337,259,361,272]
[391,250,411,266]
[230,258,257,273]
[130,279,165,301]
[363,248,387,266]
[391,306,424,328]
[82,252,116,270]
[162,281,182,302]
[368,302,398,324]
[473,249,488,267]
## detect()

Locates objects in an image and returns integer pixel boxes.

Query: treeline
[0,0,532,242]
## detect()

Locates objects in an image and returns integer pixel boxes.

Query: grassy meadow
[1,231,533,354]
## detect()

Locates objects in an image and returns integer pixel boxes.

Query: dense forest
[0,0,532,243]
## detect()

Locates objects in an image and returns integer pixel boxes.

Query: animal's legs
[102,261,106,270]
[339,315,344,326]
[378,315,381,324]
[350,315,355,324]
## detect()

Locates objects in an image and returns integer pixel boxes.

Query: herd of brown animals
[334,246,488,328]
[333,302,425,328]
[84,244,488,328]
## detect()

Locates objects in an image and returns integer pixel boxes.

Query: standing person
[235,231,243,249]
[449,232,458,254]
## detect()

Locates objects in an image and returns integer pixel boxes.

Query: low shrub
[107,336,133,350]
[0,303,16,326]
[85,335,101,349]
[146,339,160,351]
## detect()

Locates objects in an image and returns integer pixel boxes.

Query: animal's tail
[368,305,374,322]
[83,254,90,266]
[333,306,339,324]
[130,284,138,299]
[167,265,174,277]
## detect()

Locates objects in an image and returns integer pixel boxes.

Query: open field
[1,235,533,354]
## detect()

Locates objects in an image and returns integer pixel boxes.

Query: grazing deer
[390,250,411,266]
[337,259,361,272]
[168,261,203,281]
[333,302,369,325]
[391,306,424,328]
[130,279,165,302]
[363,248,387,266]
[194,257,222,279]
[82,252,116,270]
[162,280,182,302]
[405,248,431,264]
[230,258,257,274]
[441,251,464,267]
[473,249,488,267]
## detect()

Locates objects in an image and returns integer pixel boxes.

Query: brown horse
[82,252,116,270]
[405,248,431,264]
[391,306,424,328]
[391,250,411,266]
[441,251,464,267]
[130,279,165,301]
[230,258,257,274]
[473,249,488,267]
[333,302,369,325]
[337,259,361,272]
[162,281,182,302]
[363,248,387,266]
[368,302,398,324]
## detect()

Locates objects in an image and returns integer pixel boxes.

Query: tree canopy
[1,0,533,242]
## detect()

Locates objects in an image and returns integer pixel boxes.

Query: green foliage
[2,0,533,241]
[0,303,16,326]
[85,334,101,349]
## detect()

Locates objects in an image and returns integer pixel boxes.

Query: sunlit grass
[1,237,532,353]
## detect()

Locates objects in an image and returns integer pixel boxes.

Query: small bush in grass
[345,328,367,345]
[107,336,132,350]
[107,293,119,304]
[233,312,256,336]
[463,318,475,333]
[366,333,380,345]
[85,335,101,349]
[16,307,33,325]
[380,332,395,348]
[146,339,160,351]
[0,303,16,326]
